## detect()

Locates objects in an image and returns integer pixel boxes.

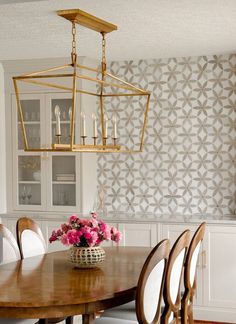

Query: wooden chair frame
[181,223,206,324]
[16,217,73,324]
[16,216,47,259]
[136,239,170,324]
[0,223,21,262]
[161,230,190,324]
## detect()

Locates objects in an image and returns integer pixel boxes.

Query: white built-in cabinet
[118,223,158,247]
[12,92,80,212]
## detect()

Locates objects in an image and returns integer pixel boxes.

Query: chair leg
[181,300,188,324]
[66,316,74,324]
[188,304,194,324]
[38,320,49,324]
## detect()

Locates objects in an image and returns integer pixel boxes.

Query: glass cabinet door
[51,156,76,207]
[17,99,41,150]
[13,93,79,212]
[18,155,41,206]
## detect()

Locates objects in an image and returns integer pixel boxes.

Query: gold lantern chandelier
[13,9,151,153]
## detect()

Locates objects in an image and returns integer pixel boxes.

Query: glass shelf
[19,181,41,184]
[52,181,76,184]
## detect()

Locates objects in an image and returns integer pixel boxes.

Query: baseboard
[194,306,236,322]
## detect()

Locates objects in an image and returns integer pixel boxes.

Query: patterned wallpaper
[97,54,236,219]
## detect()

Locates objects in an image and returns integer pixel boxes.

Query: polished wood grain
[136,239,170,324]
[161,230,191,324]
[0,247,151,324]
[181,223,206,324]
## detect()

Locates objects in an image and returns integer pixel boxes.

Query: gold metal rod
[76,63,102,74]
[18,79,99,96]
[14,74,73,80]
[139,94,151,152]
[76,74,143,93]
[53,144,121,149]
[19,78,73,91]
[77,89,99,96]
[20,64,71,77]
[70,60,77,148]
[25,148,141,153]
[100,69,105,144]
[106,72,149,94]
[13,79,29,150]
[102,92,150,97]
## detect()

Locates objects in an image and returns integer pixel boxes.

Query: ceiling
[0,0,236,62]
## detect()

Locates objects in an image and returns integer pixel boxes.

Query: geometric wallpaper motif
[97,54,236,219]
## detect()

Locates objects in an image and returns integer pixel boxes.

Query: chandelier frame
[13,9,151,153]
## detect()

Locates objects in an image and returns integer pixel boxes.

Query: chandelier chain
[101,32,106,71]
[71,21,77,64]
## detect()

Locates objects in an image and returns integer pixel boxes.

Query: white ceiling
[0,0,236,62]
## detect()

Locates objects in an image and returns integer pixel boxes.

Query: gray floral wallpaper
[97,54,236,219]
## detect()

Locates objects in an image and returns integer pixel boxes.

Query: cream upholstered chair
[161,230,190,324]
[0,224,21,263]
[0,224,38,324]
[16,217,47,259]
[16,217,73,324]
[96,239,170,324]
[181,223,206,324]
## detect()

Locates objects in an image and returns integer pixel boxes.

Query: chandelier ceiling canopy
[13,8,151,153]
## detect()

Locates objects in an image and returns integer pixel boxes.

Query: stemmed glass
[21,186,27,204]
[27,186,32,205]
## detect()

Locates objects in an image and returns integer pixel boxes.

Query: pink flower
[60,234,69,245]
[90,217,98,228]
[69,215,78,224]
[114,231,122,243]
[49,213,122,247]
[99,221,108,232]
[91,212,97,219]
[111,227,122,243]
[67,229,81,245]
[49,230,58,243]
[61,223,71,233]
[87,230,98,247]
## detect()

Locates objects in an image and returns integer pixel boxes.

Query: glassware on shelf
[20,186,27,204]
[27,186,32,204]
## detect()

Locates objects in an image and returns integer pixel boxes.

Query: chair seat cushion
[96,317,137,324]
[102,301,136,321]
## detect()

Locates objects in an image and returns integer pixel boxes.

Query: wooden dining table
[0,246,151,324]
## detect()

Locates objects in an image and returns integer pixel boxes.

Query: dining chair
[96,239,170,324]
[0,223,21,263]
[181,223,206,324]
[16,217,47,259]
[0,224,38,324]
[160,229,190,324]
[16,217,73,324]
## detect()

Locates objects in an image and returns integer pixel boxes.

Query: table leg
[82,313,95,324]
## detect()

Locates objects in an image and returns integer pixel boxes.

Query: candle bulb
[69,107,72,122]
[112,115,117,139]
[104,114,108,138]
[92,113,98,138]
[54,105,61,136]
[80,111,86,137]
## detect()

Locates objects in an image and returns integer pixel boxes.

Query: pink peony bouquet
[49,212,122,248]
